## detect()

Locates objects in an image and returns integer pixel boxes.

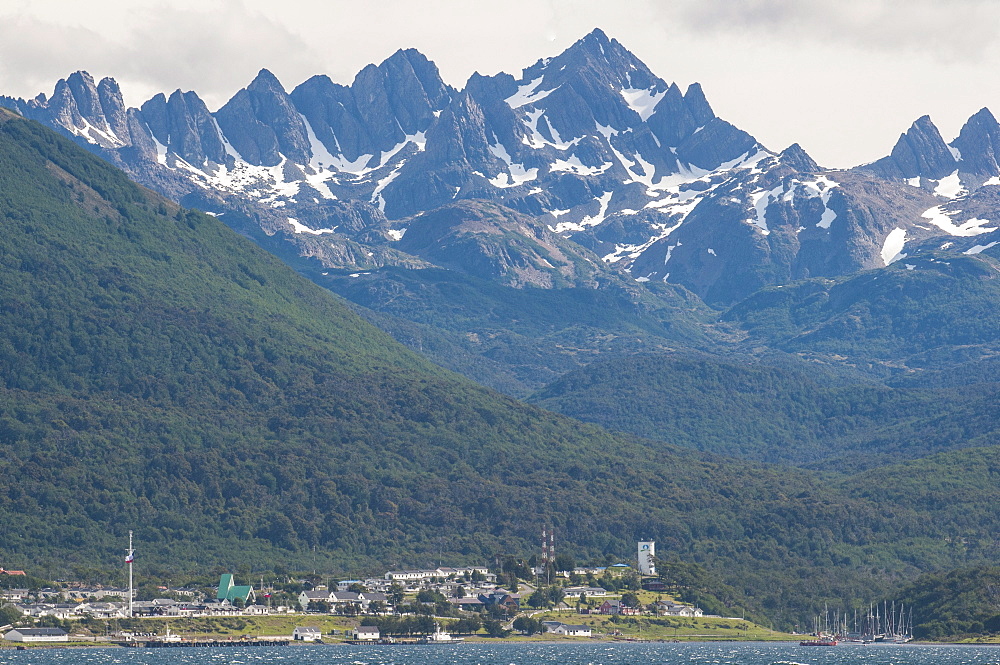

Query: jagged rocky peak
[646,81,716,148]
[33,71,135,148]
[140,89,227,167]
[864,114,957,180]
[951,107,1000,177]
[65,71,103,124]
[517,28,668,131]
[290,47,450,163]
[376,48,453,117]
[96,77,129,140]
[215,68,310,167]
[778,143,820,172]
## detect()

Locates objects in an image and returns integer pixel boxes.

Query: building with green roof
[217,574,255,604]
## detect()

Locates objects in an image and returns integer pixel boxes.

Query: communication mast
[125,531,135,618]
[540,525,555,585]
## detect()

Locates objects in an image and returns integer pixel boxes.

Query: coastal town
[1,541,755,645]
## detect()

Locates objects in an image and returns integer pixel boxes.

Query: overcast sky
[1,0,998,168]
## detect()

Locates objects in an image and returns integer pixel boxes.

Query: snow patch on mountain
[794,176,839,229]
[550,154,612,176]
[748,186,782,235]
[488,142,538,188]
[371,166,403,211]
[377,129,427,167]
[152,135,168,165]
[520,109,578,150]
[212,118,244,162]
[553,191,612,233]
[195,156,303,205]
[881,228,907,265]
[921,205,997,236]
[301,114,339,170]
[620,86,666,122]
[964,241,998,254]
[596,123,664,192]
[287,217,336,235]
[603,216,686,264]
[505,77,557,109]
[66,117,125,148]
[933,171,966,199]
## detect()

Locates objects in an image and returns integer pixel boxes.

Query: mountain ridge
[6,29,1000,313]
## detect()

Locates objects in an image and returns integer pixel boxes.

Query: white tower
[638,541,656,576]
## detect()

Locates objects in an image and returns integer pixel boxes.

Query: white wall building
[553,624,592,637]
[352,626,380,641]
[638,541,656,576]
[4,628,69,642]
[292,626,322,641]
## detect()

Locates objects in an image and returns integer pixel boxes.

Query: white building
[352,626,380,641]
[562,586,608,598]
[553,624,592,637]
[383,566,491,582]
[244,604,270,615]
[638,541,656,576]
[4,627,69,642]
[292,626,322,641]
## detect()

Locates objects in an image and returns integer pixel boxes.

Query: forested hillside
[530,354,1000,468]
[4,109,1000,629]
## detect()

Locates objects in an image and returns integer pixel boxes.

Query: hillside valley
[3,106,1000,631]
[1,25,999,635]
[4,28,1000,397]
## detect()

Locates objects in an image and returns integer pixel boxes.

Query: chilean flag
[125,553,134,564]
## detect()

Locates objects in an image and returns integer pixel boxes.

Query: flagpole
[127,531,134,618]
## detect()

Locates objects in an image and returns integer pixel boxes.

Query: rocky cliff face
[3,29,1000,304]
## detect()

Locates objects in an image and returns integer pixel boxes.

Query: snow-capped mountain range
[4,28,1000,304]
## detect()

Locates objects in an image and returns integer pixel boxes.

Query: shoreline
[1,638,983,650]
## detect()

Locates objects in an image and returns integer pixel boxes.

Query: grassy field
[524,609,796,641]
[0,607,797,646]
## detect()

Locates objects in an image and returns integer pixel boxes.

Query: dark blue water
[2,643,999,665]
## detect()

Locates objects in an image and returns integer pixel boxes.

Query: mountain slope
[529,354,1000,469]
[6,28,980,308]
[8,110,1000,628]
[320,265,716,395]
[722,253,1000,373]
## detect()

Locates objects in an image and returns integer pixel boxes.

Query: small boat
[800,638,838,646]
[417,624,464,644]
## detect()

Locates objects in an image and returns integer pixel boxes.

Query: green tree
[417,589,445,603]
[388,583,405,606]
[0,603,22,626]
[513,616,542,635]
[307,600,330,613]
[554,553,576,573]
[483,619,510,638]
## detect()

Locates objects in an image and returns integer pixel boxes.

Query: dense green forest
[319,264,716,396]
[891,566,1000,639]
[530,354,1000,469]
[2,108,1000,631]
[723,255,1000,377]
